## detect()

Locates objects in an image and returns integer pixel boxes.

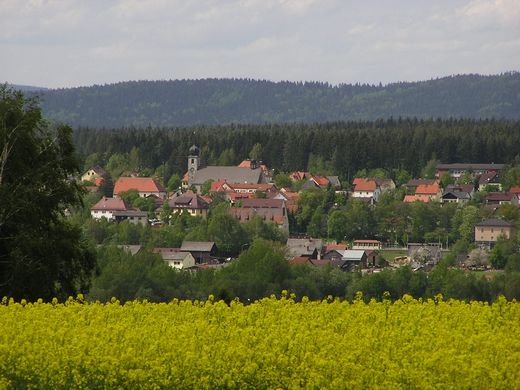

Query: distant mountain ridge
[29,73,520,127]
[6,84,48,92]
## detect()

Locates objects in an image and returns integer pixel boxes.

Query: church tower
[187,145,200,186]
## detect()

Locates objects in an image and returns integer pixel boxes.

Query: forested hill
[37,73,519,127]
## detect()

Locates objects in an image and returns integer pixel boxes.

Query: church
[182,145,268,192]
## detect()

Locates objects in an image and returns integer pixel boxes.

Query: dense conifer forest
[73,118,520,179]
[37,73,520,127]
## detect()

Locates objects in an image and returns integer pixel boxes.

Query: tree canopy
[0,86,95,300]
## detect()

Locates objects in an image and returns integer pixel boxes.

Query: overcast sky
[1,0,519,88]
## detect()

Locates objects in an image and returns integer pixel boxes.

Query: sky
[1,0,519,89]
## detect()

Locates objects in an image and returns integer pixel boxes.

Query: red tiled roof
[114,177,166,195]
[210,179,228,192]
[415,183,440,195]
[354,178,377,192]
[404,195,431,203]
[510,186,520,194]
[312,176,330,186]
[325,243,348,252]
[289,256,311,265]
[91,197,129,211]
[290,171,310,181]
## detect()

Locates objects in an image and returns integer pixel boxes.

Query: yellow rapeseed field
[0,293,519,389]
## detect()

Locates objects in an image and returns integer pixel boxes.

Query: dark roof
[112,210,148,217]
[180,241,216,252]
[189,145,200,156]
[442,191,471,200]
[436,163,505,171]
[169,192,209,209]
[446,184,475,193]
[486,192,516,201]
[406,179,436,187]
[475,219,514,227]
[192,166,263,186]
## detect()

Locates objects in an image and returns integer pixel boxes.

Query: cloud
[0,0,518,87]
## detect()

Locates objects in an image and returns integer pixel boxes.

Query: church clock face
[189,167,194,173]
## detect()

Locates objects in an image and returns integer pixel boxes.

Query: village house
[271,189,300,213]
[91,197,148,225]
[485,192,519,206]
[478,171,502,191]
[441,191,471,205]
[415,182,442,201]
[112,210,149,225]
[180,241,217,263]
[228,198,289,232]
[168,191,209,218]
[152,248,196,270]
[474,219,516,248]
[286,238,324,259]
[352,239,382,250]
[81,165,108,185]
[323,249,368,270]
[300,175,341,191]
[405,179,437,193]
[113,177,167,199]
[210,180,278,204]
[445,184,475,196]
[91,197,130,220]
[352,178,395,203]
[352,178,380,203]
[435,163,504,180]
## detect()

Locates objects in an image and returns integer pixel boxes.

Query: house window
[491,228,494,233]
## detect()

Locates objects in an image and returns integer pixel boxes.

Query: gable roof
[446,184,475,193]
[286,238,323,256]
[152,248,193,261]
[312,176,330,187]
[406,179,436,188]
[486,192,517,202]
[191,166,263,186]
[415,183,441,195]
[339,250,367,261]
[84,165,108,177]
[114,177,166,195]
[442,191,471,200]
[91,196,129,211]
[169,191,209,209]
[180,241,216,252]
[353,178,377,192]
[404,195,431,203]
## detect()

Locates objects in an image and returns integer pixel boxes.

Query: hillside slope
[34,73,520,127]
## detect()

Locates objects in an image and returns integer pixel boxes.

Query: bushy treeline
[90,240,520,303]
[73,118,520,179]
[37,73,520,128]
